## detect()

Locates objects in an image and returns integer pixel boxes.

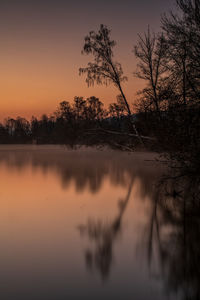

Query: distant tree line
[0,96,134,148]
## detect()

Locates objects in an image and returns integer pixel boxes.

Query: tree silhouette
[134,27,167,114]
[79,24,143,144]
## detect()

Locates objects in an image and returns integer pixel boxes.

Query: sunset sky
[0,0,175,121]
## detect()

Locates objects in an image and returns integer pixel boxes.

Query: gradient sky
[0,0,176,120]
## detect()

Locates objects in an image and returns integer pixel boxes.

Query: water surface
[0,145,196,300]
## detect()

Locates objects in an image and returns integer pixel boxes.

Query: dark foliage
[133,0,200,171]
[0,96,139,150]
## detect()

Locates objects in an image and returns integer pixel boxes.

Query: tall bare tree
[79,24,143,143]
[162,0,200,105]
[134,27,167,114]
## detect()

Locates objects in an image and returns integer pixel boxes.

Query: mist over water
[0,146,197,300]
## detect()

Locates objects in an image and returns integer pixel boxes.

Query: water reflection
[145,173,200,300]
[78,178,133,279]
[0,145,161,193]
[0,146,199,299]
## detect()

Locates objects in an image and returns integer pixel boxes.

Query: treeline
[0,96,134,147]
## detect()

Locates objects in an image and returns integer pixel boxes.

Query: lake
[0,145,197,300]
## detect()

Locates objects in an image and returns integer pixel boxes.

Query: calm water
[0,146,197,300]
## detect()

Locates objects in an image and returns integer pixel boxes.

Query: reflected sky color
[0,0,175,120]
[0,145,182,299]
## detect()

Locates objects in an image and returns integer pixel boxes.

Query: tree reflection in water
[146,173,200,300]
[2,147,199,297]
[78,168,200,299]
[78,179,133,280]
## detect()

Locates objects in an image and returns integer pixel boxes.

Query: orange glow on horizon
[0,1,175,121]
[0,63,144,121]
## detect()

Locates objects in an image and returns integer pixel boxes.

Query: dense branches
[134,28,167,114]
[79,24,127,89]
[133,0,200,170]
[80,24,144,143]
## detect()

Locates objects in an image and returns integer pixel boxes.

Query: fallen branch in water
[86,128,156,141]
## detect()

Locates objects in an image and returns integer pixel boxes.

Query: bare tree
[109,95,126,118]
[86,96,105,121]
[162,0,200,105]
[79,24,143,144]
[162,15,191,107]
[73,96,87,120]
[134,27,167,115]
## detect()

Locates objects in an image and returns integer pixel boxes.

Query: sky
[0,0,176,120]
